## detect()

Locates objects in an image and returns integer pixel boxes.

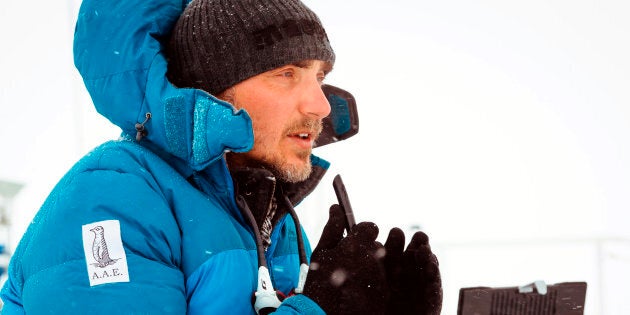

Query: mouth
[285,119,323,150]
[288,131,316,148]
[289,132,313,140]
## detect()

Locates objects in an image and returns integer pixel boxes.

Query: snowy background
[1,0,630,314]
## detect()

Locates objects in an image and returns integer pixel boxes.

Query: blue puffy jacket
[0,0,330,313]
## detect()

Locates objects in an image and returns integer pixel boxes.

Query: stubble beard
[271,148,313,183]
[258,118,321,183]
[228,118,322,183]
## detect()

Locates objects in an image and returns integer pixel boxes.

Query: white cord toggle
[254,266,282,314]
[293,263,309,294]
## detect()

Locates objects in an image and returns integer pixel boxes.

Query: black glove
[303,204,388,315]
[384,228,443,315]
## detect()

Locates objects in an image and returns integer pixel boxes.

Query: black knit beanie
[167,0,336,95]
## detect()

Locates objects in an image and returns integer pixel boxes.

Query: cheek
[250,111,283,140]
[250,107,289,130]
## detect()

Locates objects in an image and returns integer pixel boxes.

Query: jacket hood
[73,0,253,171]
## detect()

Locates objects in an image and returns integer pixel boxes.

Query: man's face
[222,59,332,183]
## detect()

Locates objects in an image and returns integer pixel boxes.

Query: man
[1,0,442,314]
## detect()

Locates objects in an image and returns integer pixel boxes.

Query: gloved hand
[384,228,443,315]
[303,205,388,315]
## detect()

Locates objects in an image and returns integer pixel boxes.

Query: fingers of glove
[402,232,441,283]
[384,228,405,283]
[415,249,441,283]
[399,253,441,294]
[404,231,437,269]
[409,232,440,275]
[338,222,380,254]
[413,243,439,266]
[384,227,405,256]
[349,221,380,243]
[405,231,429,251]
[314,204,347,251]
[388,233,443,315]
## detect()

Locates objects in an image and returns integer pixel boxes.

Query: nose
[298,80,331,119]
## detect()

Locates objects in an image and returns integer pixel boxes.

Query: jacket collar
[230,161,327,229]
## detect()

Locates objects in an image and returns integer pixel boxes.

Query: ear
[217,87,237,107]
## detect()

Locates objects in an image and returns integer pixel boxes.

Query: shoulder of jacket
[72,140,173,175]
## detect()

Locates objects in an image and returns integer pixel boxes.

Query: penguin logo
[89,226,121,268]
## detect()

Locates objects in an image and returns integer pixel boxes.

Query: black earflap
[314,84,359,147]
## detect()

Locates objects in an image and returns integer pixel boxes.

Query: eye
[278,68,295,78]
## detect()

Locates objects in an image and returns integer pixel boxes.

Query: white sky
[1,0,630,314]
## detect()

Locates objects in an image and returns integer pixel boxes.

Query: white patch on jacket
[82,220,130,286]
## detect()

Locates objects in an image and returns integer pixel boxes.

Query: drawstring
[236,195,282,315]
[135,112,152,141]
[282,195,309,294]
[236,195,269,271]
[236,194,309,314]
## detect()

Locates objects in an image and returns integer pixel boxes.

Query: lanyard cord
[236,194,281,314]
[236,193,309,313]
[236,195,268,269]
[281,195,309,293]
